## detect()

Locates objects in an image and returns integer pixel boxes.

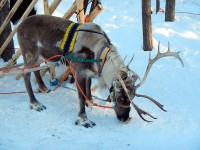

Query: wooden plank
[49,0,61,15]
[0,0,38,56]
[63,2,77,19]
[5,49,22,68]
[89,0,98,14]
[0,65,50,78]
[86,4,103,22]
[0,0,6,10]
[43,0,50,15]
[76,0,85,24]
[0,0,23,35]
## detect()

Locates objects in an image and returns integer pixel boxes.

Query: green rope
[64,55,102,63]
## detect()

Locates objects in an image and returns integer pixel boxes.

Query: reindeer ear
[118,70,128,80]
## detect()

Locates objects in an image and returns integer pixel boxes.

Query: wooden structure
[0,0,103,80]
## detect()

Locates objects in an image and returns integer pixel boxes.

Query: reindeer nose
[117,115,130,122]
[123,117,132,123]
[121,117,130,122]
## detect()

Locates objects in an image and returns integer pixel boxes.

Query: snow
[0,0,200,150]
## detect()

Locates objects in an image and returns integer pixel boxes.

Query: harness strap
[64,55,102,63]
[76,29,105,36]
[97,44,111,77]
[100,45,110,67]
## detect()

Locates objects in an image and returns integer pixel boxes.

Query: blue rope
[49,79,107,102]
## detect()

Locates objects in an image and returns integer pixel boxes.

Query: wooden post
[49,0,61,15]
[0,0,38,56]
[0,0,7,10]
[156,0,160,14]
[165,0,175,21]
[86,4,103,22]
[43,0,50,15]
[0,0,23,35]
[63,2,77,19]
[142,0,153,51]
[76,0,85,24]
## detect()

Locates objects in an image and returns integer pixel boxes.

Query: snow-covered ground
[0,0,200,149]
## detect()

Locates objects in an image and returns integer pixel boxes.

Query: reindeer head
[109,57,139,122]
[110,42,184,122]
[110,71,137,122]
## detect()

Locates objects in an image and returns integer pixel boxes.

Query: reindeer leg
[86,77,92,99]
[34,70,51,93]
[85,77,93,107]
[75,76,96,128]
[23,72,46,111]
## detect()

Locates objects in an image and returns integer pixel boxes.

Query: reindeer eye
[118,97,125,104]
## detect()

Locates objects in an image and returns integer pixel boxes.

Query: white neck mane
[100,45,125,89]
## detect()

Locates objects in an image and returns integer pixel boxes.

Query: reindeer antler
[135,93,167,112]
[126,55,134,68]
[131,102,157,122]
[110,43,184,122]
[136,41,184,88]
[116,70,157,122]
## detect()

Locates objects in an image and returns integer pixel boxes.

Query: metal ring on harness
[77,57,84,62]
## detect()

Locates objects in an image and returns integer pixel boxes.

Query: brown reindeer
[17,15,183,128]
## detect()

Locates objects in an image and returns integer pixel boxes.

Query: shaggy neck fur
[100,45,125,89]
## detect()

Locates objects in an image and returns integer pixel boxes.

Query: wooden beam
[0,0,38,56]
[63,2,77,19]
[0,0,6,10]
[89,0,98,14]
[49,0,61,15]
[0,65,50,78]
[86,4,103,22]
[15,73,23,80]
[76,0,85,24]
[0,0,23,35]
[5,49,22,68]
[43,0,50,15]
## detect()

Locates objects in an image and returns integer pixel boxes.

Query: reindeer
[17,15,183,128]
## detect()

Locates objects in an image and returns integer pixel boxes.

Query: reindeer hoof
[30,102,46,111]
[75,118,96,128]
[38,87,51,93]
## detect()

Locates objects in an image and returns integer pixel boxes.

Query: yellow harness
[60,23,81,53]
